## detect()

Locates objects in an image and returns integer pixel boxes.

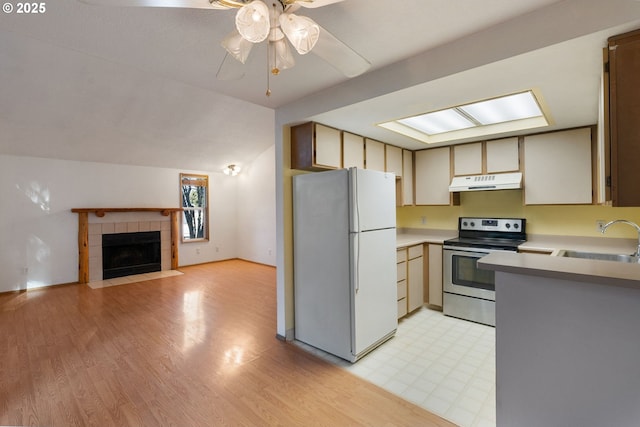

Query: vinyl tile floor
[298,307,496,427]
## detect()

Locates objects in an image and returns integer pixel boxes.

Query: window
[180,173,208,242]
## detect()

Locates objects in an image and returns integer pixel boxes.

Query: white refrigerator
[293,167,397,362]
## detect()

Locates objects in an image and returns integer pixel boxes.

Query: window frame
[180,173,209,243]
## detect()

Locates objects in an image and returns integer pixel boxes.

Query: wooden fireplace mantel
[71,208,182,284]
[71,207,182,217]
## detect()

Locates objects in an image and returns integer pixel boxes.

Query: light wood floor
[0,259,455,426]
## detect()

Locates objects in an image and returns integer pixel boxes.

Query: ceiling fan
[78,0,371,96]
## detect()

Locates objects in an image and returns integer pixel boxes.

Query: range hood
[449,172,523,192]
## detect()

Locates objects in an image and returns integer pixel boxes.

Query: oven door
[443,246,500,301]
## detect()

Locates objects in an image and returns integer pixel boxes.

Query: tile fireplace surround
[71,208,181,284]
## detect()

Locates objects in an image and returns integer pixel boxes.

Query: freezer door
[349,168,396,232]
[293,169,352,360]
[350,228,398,358]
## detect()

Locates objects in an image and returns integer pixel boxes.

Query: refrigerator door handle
[351,232,359,293]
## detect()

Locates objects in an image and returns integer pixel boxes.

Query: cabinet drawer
[396,248,407,263]
[397,280,407,300]
[397,298,407,318]
[408,244,423,259]
[397,261,407,281]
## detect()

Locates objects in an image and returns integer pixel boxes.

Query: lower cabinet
[396,249,408,319]
[407,245,424,313]
[397,245,425,318]
[428,244,443,308]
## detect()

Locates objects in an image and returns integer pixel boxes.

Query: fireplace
[72,208,181,284]
[102,231,162,279]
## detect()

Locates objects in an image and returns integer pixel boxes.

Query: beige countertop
[519,234,638,255]
[479,251,640,289]
[399,229,640,287]
[396,228,456,248]
[398,230,638,254]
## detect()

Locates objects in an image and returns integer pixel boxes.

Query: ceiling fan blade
[293,0,344,8]
[216,52,247,80]
[311,26,371,78]
[77,0,237,9]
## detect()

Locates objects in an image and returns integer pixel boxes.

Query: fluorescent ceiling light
[398,109,475,134]
[379,90,549,144]
[459,91,543,125]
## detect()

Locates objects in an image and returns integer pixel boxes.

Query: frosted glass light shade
[223,164,241,176]
[235,0,270,43]
[279,13,320,54]
[221,29,253,63]
[268,39,295,75]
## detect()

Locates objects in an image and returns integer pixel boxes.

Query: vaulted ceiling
[2,0,640,171]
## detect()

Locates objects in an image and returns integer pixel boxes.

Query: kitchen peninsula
[479,252,640,427]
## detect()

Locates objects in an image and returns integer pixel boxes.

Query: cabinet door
[524,128,593,205]
[385,145,403,177]
[428,244,443,308]
[407,245,424,313]
[396,249,408,319]
[365,138,385,171]
[415,147,451,205]
[315,124,342,169]
[453,142,483,176]
[609,29,640,206]
[402,150,414,206]
[343,132,364,169]
[486,137,520,173]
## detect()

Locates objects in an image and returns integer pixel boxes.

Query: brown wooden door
[609,28,640,206]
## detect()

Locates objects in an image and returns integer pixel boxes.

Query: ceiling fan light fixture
[221,29,253,63]
[235,0,270,43]
[268,39,295,75]
[279,13,320,54]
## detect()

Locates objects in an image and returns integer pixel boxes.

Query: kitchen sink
[557,249,640,264]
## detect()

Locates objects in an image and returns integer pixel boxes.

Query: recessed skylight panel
[459,91,543,125]
[379,90,549,144]
[398,109,475,135]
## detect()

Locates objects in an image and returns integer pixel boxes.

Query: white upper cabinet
[415,147,452,205]
[385,144,403,177]
[453,142,483,176]
[524,127,593,205]
[365,138,385,171]
[290,122,341,170]
[486,137,520,173]
[314,124,342,169]
[342,132,364,169]
[453,138,520,176]
[402,150,414,206]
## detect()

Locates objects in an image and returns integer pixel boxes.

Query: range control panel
[459,217,525,233]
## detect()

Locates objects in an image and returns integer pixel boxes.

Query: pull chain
[266,42,272,96]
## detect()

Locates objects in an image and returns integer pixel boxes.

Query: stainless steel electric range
[442,217,526,326]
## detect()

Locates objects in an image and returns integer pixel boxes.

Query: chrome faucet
[601,219,640,257]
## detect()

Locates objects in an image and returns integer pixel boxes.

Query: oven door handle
[443,246,508,256]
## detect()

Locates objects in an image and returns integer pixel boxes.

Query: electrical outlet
[196,247,201,255]
[421,216,427,225]
[596,220,606,232]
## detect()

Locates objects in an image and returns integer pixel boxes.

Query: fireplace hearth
[102,231,161,279]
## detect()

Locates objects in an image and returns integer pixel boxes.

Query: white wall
[237,145,276,266]
[0,154,240,293]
